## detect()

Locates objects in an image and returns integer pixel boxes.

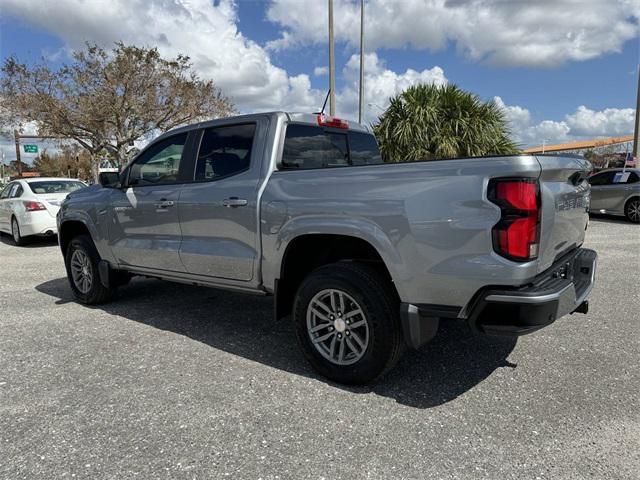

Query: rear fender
[266,215,407,299]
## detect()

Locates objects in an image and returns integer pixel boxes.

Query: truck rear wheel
[293,262,403,384]
[65,234,116,305]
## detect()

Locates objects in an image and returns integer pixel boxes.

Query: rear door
[108,131,192,272]
[588,171,618,211]
[178,121,265,281]
[536,155,592,273]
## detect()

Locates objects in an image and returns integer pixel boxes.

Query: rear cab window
[280,124,382,169]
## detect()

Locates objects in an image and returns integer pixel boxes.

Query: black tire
[65,234,116,304]
[293,262,403,385]
[11,216,27,246]
[625,197,640,223]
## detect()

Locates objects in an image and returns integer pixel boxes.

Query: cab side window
[195,124,256,181]
[12,185,23,198]
[128,133,188,186]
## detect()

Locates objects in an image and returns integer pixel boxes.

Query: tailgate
[536,155,592,273]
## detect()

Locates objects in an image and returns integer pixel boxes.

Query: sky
[0,0,638,164]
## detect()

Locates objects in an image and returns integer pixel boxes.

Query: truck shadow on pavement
[36,276,517,409]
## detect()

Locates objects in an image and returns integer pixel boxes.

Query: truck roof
[156,111,371,143]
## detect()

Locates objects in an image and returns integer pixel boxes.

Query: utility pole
[13,129,22,177]
[358,0,365,123]
[328,0,336,116]
[633,65,639,160]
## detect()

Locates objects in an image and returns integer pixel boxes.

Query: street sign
[23,145,38,153]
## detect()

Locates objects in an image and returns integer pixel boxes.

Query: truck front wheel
[293,262,403,385]
[65,235,116,305]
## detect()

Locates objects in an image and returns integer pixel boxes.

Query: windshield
[27,180,86,194]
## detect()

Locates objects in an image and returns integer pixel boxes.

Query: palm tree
[373,84,519,162]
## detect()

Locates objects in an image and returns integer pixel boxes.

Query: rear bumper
[17,211,58,237]
[466,248,597,336]
[399,247,597,348]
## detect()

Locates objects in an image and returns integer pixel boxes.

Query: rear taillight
[23,201,46,212]
[488,178,541,262]
[317,114,349,129]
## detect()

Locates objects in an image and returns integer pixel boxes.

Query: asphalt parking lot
[0,217,638,479]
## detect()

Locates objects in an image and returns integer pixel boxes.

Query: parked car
[57,112,597,384]
[587,168,640,223]
[0,177,87,245]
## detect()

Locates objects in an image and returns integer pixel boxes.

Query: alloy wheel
[70,249,93,294]
[306,288,370,366]
[628,199,640,223]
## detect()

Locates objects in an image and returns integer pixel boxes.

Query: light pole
[633,65,639,161]
[541,138,551,154]
[358,0,364,123]
[328,0,336,116]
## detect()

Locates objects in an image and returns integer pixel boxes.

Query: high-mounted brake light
[23,201,46,212]
[488,178,540,262]
[317,114,349,129]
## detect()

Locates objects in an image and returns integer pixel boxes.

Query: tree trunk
[91,154,100,184]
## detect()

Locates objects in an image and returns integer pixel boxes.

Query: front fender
[58,201,116,264]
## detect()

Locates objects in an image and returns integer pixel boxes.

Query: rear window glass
[27,181,86,194]
[349,131,383,165]
[281,124,349,169]
[613,171,639,184]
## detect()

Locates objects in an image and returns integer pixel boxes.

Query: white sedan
[0,177,87,245]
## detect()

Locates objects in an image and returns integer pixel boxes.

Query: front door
[108,132,190,272]
[178,122,262,281]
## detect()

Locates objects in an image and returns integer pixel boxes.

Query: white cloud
[0,0,447,124]
[495,97,635,147]
[337,53,447,122]
[565,106,636,137]
[0,0,323,113]
[267,0,639,67]
[314,66,329,76]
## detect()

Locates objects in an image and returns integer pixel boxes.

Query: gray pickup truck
[57,112,597,384]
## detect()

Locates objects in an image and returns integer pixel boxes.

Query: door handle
[222,197,248,207]
[155,200,175,208]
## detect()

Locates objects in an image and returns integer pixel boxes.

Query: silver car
[588,168,640,223]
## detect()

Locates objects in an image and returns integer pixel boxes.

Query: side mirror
[98,171,120,188]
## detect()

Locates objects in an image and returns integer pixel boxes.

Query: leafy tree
[373,84,519,162]
[1,43,235,180]
[33,145,93,181]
